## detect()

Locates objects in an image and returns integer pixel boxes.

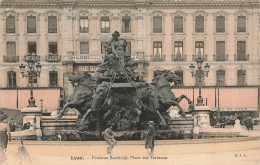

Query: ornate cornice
[0,0,259,9]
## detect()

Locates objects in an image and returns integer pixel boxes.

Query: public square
[2,127,260,165]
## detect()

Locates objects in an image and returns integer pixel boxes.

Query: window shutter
[216,16,225,33]
[80,42,89,54]
[195,16,204,33]
[6,16,15,33]
[174,16,183,33]
[7,42,16,57]
[27,16,36,33]
[48,16,57,33]
[153,16,162,33]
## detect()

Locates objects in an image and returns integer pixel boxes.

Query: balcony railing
[234,54,249,61]
[192,54,207,61]
[23,53,40,62]
[150,55,165,62]
[73,54,103,63]
[3,56,19,63]
[171,55,187,62]
[45,54,61,62]
[213,54,228,61]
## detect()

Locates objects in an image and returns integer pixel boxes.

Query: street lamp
[19,53,42,107]
[189,55,210,106]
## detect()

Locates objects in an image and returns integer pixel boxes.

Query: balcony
[234,54,249,61]
[73,54,103,63]
[23,53,40,62]
[150,55,165,62]
[213,54,228,61]
[171,55,187,62]
[3,56,19,63]
[45,54,61,62]
[192,54,207,62]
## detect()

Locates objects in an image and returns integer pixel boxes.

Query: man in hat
[103,123,117,155]
[145,121,155,156]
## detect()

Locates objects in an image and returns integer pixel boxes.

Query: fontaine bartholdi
[57,31,194,139]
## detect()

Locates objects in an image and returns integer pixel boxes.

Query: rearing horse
[57,72,95,119]
[152,70,194,117]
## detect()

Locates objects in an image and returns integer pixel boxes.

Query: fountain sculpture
[57,31,194,132]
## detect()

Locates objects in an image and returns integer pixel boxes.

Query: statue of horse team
[57,70,194,131]
[57,31,193,131]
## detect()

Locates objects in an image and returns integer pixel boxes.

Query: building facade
[0,0,259,111]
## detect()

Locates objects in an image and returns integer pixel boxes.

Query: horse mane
[152,70,171,88]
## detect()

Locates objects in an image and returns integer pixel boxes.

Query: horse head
[164,70,181,85]
[68,72,95,87]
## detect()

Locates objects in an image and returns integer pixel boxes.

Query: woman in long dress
[0,112,11,151]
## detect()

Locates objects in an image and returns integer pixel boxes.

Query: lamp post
[19,53,42,107]
[189,55,210,106]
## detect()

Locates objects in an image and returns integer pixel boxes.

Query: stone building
[0,0,259,112]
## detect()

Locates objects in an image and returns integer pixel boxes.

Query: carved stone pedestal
[192,106,211,127]
[21,106,42,140]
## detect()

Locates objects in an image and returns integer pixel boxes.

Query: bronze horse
[57,72,95,119]
[152,70,194,117]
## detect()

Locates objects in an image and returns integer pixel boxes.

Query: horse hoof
[160,122,167,126]
[57,114,63,119]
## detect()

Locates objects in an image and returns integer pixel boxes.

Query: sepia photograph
[0,0,259,164]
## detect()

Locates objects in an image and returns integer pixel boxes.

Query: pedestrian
[103,123,117,155]
[220,116,226,128]
[0,111,11,152]
[9,118,17,132]
[145,121,155,156]
[15,140,31,164]
[245,116,254,130]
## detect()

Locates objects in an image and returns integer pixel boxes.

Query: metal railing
[234,54,249,61]
[171,55,187,62]
[192,54,207,61]
[73,54,103,62]
[3,56,19,63]
[150,55,165,62]
[213,54,228,61]
[45,54,61,62]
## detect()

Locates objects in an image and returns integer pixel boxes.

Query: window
[174,41,183,59]
[101,16,110,33]
[237,41,246,61]
[175,70,183,86]
[48,16,57,33]
[6,16,15,33]
[101,41,109,54]
[237,16,246,32]
[28,42,37,54]
[27,16,36,33]
[153,16,162,33]
[7,71,16,88]
[237,69,246,86]
[122,16,131,33]
[49,42,57,54]
[216,16,225,33]
[7,42,16,57]
[79,17,89,33]
[49,71,58,87]
[196,70,204,86]
[80,42,89,54]
[216,41,225,61]
[195,41,204,56]
[195,16,204,33]
[216,70,225,86]
[174,16,183,33]
[153,42,162,57]
[127,42,131,54]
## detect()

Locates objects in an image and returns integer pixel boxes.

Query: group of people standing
[103,121,156,156]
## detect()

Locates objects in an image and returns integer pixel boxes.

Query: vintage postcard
[0,0,259,165]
